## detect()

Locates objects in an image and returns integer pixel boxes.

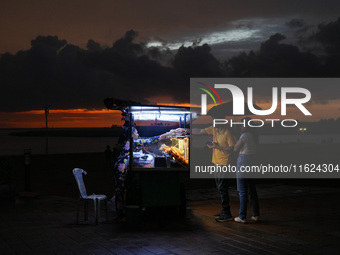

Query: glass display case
[126,105,194,171]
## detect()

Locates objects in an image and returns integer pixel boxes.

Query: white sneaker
[251,216,259,222]
[234,216,246,223]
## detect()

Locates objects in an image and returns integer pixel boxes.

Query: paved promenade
[1,184,340,255]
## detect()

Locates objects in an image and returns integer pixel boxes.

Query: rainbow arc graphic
[197,82,223,106]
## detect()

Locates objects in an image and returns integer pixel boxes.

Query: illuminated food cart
[104,99,195,218]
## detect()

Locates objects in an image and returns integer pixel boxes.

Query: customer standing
[192,126,236,222]
[233,117,260,223]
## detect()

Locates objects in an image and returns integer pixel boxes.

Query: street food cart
[104,99,195,218]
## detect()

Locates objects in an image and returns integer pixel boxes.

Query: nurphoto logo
[197,82,312,128]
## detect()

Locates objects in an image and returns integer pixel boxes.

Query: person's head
[122,126,138,138]
[131,127,139,139]
[241,117,252,133]
[241,116,259,144]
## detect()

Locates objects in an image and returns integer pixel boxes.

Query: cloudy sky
[1,0,340,128]
[2,0,340,56]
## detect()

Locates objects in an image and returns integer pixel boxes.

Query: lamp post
[299,127,307,143]
[299,127,307,135]
[24,149,31,191]
[44,105,51,154]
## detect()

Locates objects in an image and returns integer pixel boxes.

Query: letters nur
[201,84,312,116]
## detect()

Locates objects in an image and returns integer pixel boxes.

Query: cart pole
[129,112,134,170]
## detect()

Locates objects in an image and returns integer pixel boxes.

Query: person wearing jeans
[233,117,260,223]
[235,154,259,223]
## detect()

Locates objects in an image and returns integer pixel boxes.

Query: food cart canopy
[128,106,196,122]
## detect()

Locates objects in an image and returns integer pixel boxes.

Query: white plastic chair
[72,168,108,224]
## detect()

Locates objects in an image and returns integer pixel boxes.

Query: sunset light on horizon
[0,101,192,129]
[0,108,123,129]
[1,98,339,129]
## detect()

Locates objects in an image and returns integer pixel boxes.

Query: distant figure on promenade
[233,117,260,223]
[192,126,236,222]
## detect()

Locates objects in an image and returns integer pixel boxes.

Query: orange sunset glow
[0,109,123,129]
[1,99,339,129]
[0,102,192,129]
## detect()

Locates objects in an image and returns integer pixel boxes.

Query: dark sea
[1,128,339,156]
[0,129,119,156]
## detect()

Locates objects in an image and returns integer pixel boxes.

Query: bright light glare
[202,29,259,45]
[146,41,163,48]
[146,28,259,50]
[133,112,191,122]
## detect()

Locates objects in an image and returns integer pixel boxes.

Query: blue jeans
[236,154,259,219]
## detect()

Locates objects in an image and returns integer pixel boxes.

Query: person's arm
[134,136,160,148]
[134,128,187,148]
[191,128,208,135]
[208,143,234,152]
[208,129,235,152]
[234,138,244,152]
[159,128,187,140]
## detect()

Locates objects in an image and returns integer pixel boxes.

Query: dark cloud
[86,39,101,52]
[312,17,340,55]
[0,31,197,111]
[172,44,226,78]
[286,19,306,29]
[225,27,340,103]
[309,17,340,77]
[2,16,340,113]
[226,33,323,78]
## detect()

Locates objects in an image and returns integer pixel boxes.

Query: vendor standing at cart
[114,124,186,220]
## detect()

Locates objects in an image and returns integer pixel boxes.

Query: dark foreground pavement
[1,184,340,255]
